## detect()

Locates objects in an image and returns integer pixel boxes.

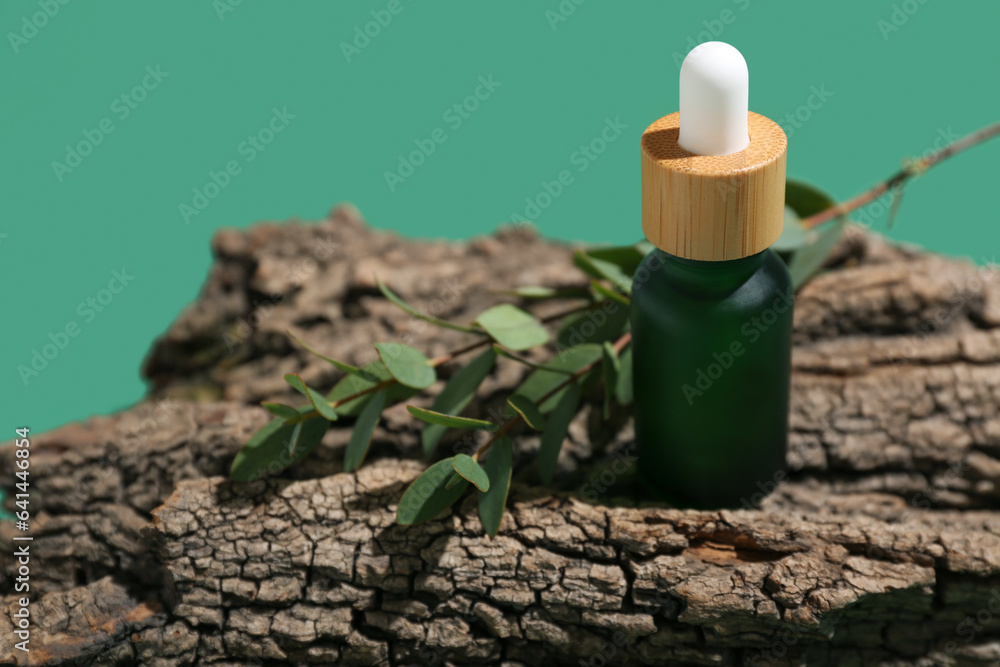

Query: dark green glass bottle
[630,247,792,508]
[632,41,792,508]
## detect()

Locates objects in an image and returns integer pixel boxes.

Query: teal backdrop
[3,0,999,434]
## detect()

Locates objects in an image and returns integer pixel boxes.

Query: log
[3,206,1000,666]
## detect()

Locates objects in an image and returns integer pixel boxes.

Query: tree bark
[2,207,1000,666]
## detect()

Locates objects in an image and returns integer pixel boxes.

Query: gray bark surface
[2,207,1000,666]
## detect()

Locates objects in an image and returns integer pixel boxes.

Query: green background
[3,0,998,435]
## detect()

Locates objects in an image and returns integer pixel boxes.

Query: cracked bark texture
[2,206,1000,666]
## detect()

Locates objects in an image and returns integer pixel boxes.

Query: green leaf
[788,219,846,290]
[506,394,546,430]
[496,286,592,300]
[452,453,490,492]
[407,405,497,431]
[515,344,601,413]
[785,180,837,218]
[493,345,574,374]
[374,343,436,389]
[396,457,469,525]
[475,304,550,351]
[556,302,629,348]
[421,348,496,457]
[772,206,810,253]
[445,471,465,489]
[287,331,379,381]
[615,345,633,406]
[261,402,299,421]
[326,360,418,417]
[377,277,482,334]
[573,250,633,293]
[601,342,620,420]
[584,244,650,277]
[537,383,580,486]
[288,421,308,457]
[590,280,630,306]
[284,373,338,421]
[344,389,386,471]
[478,436,512,537]
[230,407,329,482]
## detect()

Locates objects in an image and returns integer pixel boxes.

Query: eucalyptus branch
[802,119,1000,229]
[474,331,633,460]
[286,298,619,422]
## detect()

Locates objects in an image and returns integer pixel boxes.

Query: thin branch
[801,119,1000,229]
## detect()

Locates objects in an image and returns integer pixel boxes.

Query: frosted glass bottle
[630,247,793,508]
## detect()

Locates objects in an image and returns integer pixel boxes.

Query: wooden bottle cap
[640,111,787,261]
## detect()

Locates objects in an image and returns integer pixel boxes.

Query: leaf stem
[802,119,1000,229]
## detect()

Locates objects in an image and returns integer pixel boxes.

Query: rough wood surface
[2,206,1000,666]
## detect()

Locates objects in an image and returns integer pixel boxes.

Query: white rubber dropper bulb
[678,41,750,157]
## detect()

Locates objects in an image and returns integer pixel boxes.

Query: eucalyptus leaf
[407,405,497,431]
[506,394,546,430]
[344,389,386,471]
[287,331,379,381]
[615,345,633,406]
[785,180,837,218]
[231,406,329,482]
[421,348,496,457]
[396,457,469,525]
[583,244,648,277]
[284,374,338,421]
[601,342,620,419]
[377,277,481,334]
[475,304,549,351]
[590,280,630,306]
[573,250,632,292]
[788,219,846,290]
[287,421,304,457]
[261,402,299,421]
[444,471,465,489]
[497,286,592,300]
[478,436,512,537]
[772,206,810,253]
[374,342,436,389]
[537,383,580,486]
[515,344,601,412]
[452,453,490,492]
[557,302,629,348]
[326,360,418,417]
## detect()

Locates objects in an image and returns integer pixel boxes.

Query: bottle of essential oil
[631,42,793,508]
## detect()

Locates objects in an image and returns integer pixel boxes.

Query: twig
[801,120,1000,229]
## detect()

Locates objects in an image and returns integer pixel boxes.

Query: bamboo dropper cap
[641,43,787,262]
